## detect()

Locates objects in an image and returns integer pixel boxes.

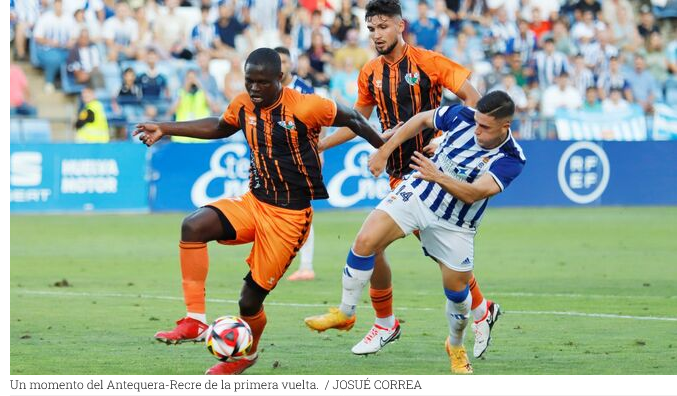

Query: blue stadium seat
[60,63,86,95]
[10,118,52,143]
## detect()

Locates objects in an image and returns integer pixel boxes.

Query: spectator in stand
[433,0,450,37]
[548,19,576,57]
[334,29,372,70]
[506,18,537,65]
[154,0,190,59]
[223,55,245,103]
[643,31,670,85]
[278,0,298,37]
[409,0,444,52]
[330,56,360,107]
[10,63,37,116]
[624,55,662,114]
[134,5,154,49]
[602,88,630,113]
[601,0,634,28]
[306,30,332,87]
[214,1,247,58]
[491,74,528,113]
[571,10,605,45]
[443,0,463,35]
[73,8,102,43]
[533,38,570,88]
[574,0,601,20]
[33,0,77,93]
[459,0,491,26]
[486,6,518,54]
[597,56,632,101]
[528,7,552,44]
[541,72,583,118]
[115,67,143,121]
[521,0,560,23]
[103,1,139,62]
[67,29,104,87]
[667,33,677,77]
[75,87,110,143]
[582,86,602,111]
[11,0,40,61]
[291,8,314,52]
[296,52,322,88]
[637,5,660,40]
[508,52,529,86]
[483,53,509,92]
[310,9,332,47]
[194,51,222,114]
[191,5,218,57]
[136,49,169,100]
[610,3,641,53]
[571,54,595,96]
[331,0,360,44]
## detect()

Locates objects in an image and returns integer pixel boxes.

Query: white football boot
[351,320,401,355]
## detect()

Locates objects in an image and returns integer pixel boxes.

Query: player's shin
[241,308,266,356]
[339,249,375,317]
[179,241,209,323]
[469,276,488,322]
[445,285,472,346]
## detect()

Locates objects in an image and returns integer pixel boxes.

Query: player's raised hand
[410,151,443,182]
[133,123,164,147]
[368,150,388,177]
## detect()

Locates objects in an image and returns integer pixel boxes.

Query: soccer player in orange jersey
[134,48,384,375]
[305,0,501,359]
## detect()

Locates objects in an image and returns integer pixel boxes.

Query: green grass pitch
[10,207,677,374]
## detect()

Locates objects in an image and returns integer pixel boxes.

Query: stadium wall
[9,141,677,213]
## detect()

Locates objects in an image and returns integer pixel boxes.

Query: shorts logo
[399,191,413,202]
[277,120,295,131]
[461,257,472,266]
[557,142,610,204]
[405,72,420,86]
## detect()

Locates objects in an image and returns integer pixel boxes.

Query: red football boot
[154,317,209,344]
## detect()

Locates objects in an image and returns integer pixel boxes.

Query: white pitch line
[16,290,677,322]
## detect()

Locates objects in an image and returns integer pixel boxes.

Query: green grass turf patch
[10,207,677,374]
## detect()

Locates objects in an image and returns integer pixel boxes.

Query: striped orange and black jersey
[222,88,337,209]
[356,45,471,178]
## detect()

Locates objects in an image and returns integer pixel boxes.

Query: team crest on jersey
[277,120,295,130]
[247,116,257,126]
[375,79,383,89]
[405,72,420,86]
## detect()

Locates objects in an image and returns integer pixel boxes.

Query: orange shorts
[207,191,312,291]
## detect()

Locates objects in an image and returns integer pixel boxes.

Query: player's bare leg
[305,210,404,334]
[155,207,226,344]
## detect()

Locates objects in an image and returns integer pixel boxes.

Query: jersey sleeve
[423,52,471,94]
[355,66,377,107]
[295,94,338,128]
[432,104,463,131]
[221,93,246,128]
[487,155,525,191]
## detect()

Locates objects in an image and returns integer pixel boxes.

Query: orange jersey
[356,45,471,178]
[223,88,337,209]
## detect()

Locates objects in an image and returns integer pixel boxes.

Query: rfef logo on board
[557,142,610,204]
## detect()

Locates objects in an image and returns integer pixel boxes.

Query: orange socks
[241,308,267,354]
[370,287,393,319]
[469,275,484,310]
[179,241,209,314]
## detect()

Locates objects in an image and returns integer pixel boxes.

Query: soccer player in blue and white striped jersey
[340,91,525,373]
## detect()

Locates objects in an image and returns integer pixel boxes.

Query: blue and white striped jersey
[288,75,314,94]
[406,104,526,231]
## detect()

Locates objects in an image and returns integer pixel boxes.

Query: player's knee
[353,232,378,256]
[181,216,207,242]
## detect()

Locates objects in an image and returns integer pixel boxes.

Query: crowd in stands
[9,0,677,141]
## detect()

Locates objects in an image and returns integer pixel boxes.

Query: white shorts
[376,184,475,272]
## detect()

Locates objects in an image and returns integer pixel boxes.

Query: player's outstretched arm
[332,102,384,149]
[319,104,374,152]
[455,79,481,108]
[410,151,501,204]
[368,110,435,177]
[133,117,240,146]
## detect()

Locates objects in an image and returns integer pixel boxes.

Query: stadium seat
[60,63,86,95]
[10,118,52,143]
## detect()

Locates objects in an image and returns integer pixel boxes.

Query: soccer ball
[205,316,253,361]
